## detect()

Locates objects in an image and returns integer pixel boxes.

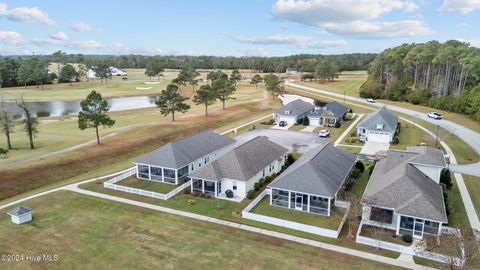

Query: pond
[3,96,158,119]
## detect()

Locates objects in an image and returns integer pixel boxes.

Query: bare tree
[0,91,13,149]
[343,192,362,239]
[16,96,38,149]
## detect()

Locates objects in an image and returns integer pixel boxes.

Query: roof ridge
[170,128,214,145]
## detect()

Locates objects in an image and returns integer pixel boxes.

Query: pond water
[3,96,158,118]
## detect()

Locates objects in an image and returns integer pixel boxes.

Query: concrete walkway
[334,114,364,147]
[360,141,390,155]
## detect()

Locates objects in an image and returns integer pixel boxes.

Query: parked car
[427,112,443,120]
[279,121,287,127]
[318,130,330,138]
[366,98,376,103]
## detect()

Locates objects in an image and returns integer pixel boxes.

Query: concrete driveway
[300,125,316,132]
[360,141,390,156]
[234,128,326,153]
[271,124,291,130]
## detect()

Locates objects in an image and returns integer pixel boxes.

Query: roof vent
[285,110,291,115]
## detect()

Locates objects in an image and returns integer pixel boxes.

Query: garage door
[367,131,390,143]
[278,116,296,125]
[309,117,320,126]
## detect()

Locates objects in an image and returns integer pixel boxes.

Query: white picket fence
[103,167,191,200]
[355,221,465,266]
[242,189,349,239]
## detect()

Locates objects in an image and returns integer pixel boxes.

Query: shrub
[265,176,273,183]
[0,148,8,156]
[334,120,341,128]
[344,112,353,121]
[254,182,260,191]
[259,178,265,186]
[440,169,452,190]
[402,234,413,244]
[246,190,255,199]
[192,192,199,197]
[368,164,375,176]
[392,136,399,144]
[350,168,361,179]
[350,130,357,137]
[355,161,365,172]
[184,188,191,195]
[188,199,196,205]
[287,153,296,165]
[302,116,309,126]
[271,173,277,178]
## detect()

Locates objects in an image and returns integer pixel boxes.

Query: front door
[295,194,303,210]
[413,219,424,239]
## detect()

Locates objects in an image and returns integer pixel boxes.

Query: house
[134,129,236,185]
[268,143,356,216]
[87,68,96,79]
[357,107,399,143]
[308,101,350,127]
[190,136,288,201]
[7,206,33,225]
[87,66,127,78]
[286,67,298,74]
[273,99,315,125]
[361,146,447,240]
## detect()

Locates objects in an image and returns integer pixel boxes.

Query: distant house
[268,143,356,216]
[286,67,298,74]
[357,107,398,143]
[273,99,315,125]
[361,146,447,239]
[190,136,288,200]
[308,101,350,127]
[134,129,236,185]
[7,206,33,225]
[87,66,127,78]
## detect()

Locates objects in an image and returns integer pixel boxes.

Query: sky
[0,0,479,56]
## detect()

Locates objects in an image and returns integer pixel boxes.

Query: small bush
[392,136,399,144]
[334,121,341,128]
[184,188,191,195]
[254,182,260,191]
[350,168,361,179]
[350,130,357,137]
[302,116,309,126]
[188,199,196,205]
[265,176,273,183]
[344,112,353,121]
[271,173,277,178]
[402,234,413,243]
[259,178,265,186]
[355,161,365,172]
[440,169,452,190]
[368,164,375,176]
[247,190,255,200]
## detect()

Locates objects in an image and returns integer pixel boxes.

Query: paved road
[286,81,480,176]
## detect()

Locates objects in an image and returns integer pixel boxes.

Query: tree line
[360,40,480,122]
[301,59,339,82]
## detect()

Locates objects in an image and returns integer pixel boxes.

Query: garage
[308,117,320,126]
[277,116,297,125]
[367,131,391,143]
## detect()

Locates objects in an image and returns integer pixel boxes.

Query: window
[310,196,329,215]
[369,207,393,224]
[204,156,209,164]
[191,164,194,171]
[178,165,189,179]
[199,163,201,167]
[271,189,289,208]
[150,166,162,180]
[164,169,176,183]
[262,169,265,177]
[138,165,149,179]
[232,181,237,190]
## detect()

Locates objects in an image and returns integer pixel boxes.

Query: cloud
[68,40,104,50]
[70,21,101,32]
[439,0,480,14]
[239,48,269,56]
[51,31,69,41]
[271,0,431,39]
[0,3,54,26]
[456,38,480,47]
[297,40,347,48]
[322,20,434,39]
[0,31,23,45]
[234,34,313,45]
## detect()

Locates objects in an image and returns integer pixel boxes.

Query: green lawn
[463,175,480,219]
[350,164,372,197]
[337,145,362,154]
[78,179,400,259]
[116,177,178,194]
[0,191,400,270]
[288,124,307,131]
[360,225,411,246]
[250,196,345,230]
[313,116,358,143]
[390,121,436,151]
[297,71,368,97]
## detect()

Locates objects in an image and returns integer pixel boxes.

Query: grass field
[0,191,401,270]
[250,196,345,230]
[297,71,367,97]
[464,175,480,219]
[390,121,437,150]
[78,179,400,259]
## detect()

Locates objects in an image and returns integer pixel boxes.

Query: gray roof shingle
[136,129,235,169]
[275,99,314,117]
[362,147,447,222]
[357,107,398,133]
[191,136,288,181]
[269,143,357,198]
[7,206,33,216]
[324,101,350,118]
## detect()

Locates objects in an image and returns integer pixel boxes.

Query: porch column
[148,166,151,180]
[136,164,139,178]
[288,191,291,209]
[438,222,442,235]
[327,198,331,217]
[307,195,311,213]
[214,182,218,198]
[396,215,401,235]
[175,170,178,185]
[202,180,205,194]
[269,190,273,205]
[190,179,194,193]
[161,168,165,183]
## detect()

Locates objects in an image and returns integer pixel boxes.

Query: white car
[366,98,376,103]
[318,130,330,138]
[427,112,443,120]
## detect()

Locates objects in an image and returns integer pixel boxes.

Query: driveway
[271,124,292,130]
[300,125,316,132]
[360,141,390,156]
[234,128,326,153]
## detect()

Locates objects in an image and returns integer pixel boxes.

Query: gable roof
[324,101,350,118]
[7,206,33,216]
[191,136,288,181]
[136,129,235,169]
[269,143,357,198]
[357,107,398,133]
[362,147,447,222]
[275,99,314,117]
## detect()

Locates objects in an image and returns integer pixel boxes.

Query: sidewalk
[334,114,364,147]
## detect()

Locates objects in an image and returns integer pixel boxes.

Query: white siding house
[273,99,314,125]
[191,136,288,201]
[357,108,399,143]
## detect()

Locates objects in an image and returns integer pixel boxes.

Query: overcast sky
[0,0,479,56]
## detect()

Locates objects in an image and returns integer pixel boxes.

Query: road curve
[285,81,480,176]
